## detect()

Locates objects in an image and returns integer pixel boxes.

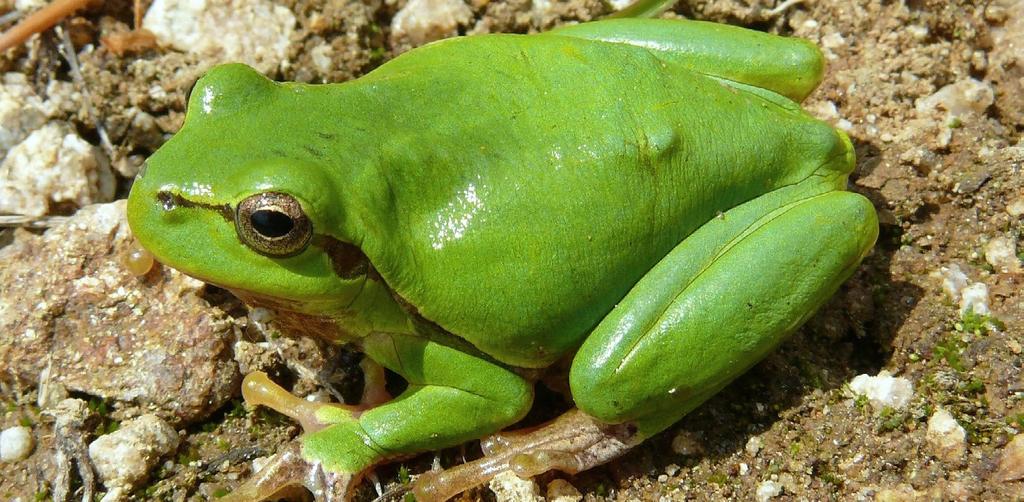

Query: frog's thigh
[302,333,534,472]
[549,18,823,102]
[569,189,878,437]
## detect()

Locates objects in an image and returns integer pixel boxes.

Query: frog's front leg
[222,332,534,501]
[414,185,877,499]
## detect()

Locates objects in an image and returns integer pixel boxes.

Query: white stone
[14,0,47,12]
[0,426,33,462]
[959,282,991,316]
[848,371,914,410]
[0,73,77,156]
[926,408,966,461]
[545,478,582,502]
[755,479,783,502]
[0,122,113,218]
[915,78,994,119]
[489,470,542,502]
[939,264,970,301]
[88,414,180,489]
[984,236,1022,273]
[1007,197,1024,217]
[745,436,764,456]
[143,0,296,74]
[390,0,472,45]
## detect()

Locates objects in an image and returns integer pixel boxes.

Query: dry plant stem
[55,24,116,159]
[0,0,95,52]
[0,214,69,228]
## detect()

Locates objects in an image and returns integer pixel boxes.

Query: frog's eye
[235,192,313,257]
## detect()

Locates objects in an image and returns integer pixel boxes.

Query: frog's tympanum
[127,18,878,501]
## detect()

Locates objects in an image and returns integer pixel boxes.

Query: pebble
[489,470,542,502]
[938,264,969,301]
[88,414,180,490]
[915,78,995,119]
[0,121,113,218]
[143,0,296,74]
[671,430,704,456]
[926,408,966,462]
[545,478,582,502]
[755,479,783,502]
[0,426,33,462]
[984,236,1022,273]
[959,282,991,316]
[848,371,915,410]
[391,0,472,45]
[746,436,764,456]
[1007,196,1024,217]
[993,434,1024,481]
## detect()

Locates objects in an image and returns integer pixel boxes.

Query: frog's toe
[221,442,356,502]
[242,371,363,432]
[412,409,639,502]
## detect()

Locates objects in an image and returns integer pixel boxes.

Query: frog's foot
[220,442,356,502]
[226,372,373,501]
[412,409,641,502]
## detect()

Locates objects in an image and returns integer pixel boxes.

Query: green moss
[212,487,230,498]
[960,378,985,395]
[707,472,729,485]
[788,441,802,456]
[878,406,907,433]
[958,308,1005,335]
[854,393,869,411]
[933,335,967,372]
[1007,413,1024,431]
[398,465,411,485]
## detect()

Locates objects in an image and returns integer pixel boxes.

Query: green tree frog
[127,17,877,501]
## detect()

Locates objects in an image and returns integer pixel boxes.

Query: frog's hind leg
[412,185,877,499]
[570,184,877,439]
[548,18,824,102]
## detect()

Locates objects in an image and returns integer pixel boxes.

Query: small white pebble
[746,436,764,456]
[938,264,970,301]
[489,470,542,502]
[89,414,180,489]
[664,463,679,477]
[739,462,750,476]
[926,408,966,462]
[671,430,703,456]
[755,479,783,502]
[848,371,914,410]
[390,0,471,45]
[1007,197,1024,217]
[0,426,34,462]
[545,478,582,502]
[959,282,991,316]
[984,236,1022,273]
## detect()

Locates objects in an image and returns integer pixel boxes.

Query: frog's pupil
[251,209,294,238]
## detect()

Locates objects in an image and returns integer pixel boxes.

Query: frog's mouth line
[156,190,233,222]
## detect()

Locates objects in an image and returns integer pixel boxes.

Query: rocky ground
[0,0,1022,500]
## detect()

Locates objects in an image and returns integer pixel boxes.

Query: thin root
[0,0,96,53]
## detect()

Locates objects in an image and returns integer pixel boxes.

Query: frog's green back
[339,32,852,367]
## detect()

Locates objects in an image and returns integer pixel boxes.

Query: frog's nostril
[157,191,177,211]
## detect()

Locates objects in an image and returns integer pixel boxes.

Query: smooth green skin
[127,18,878,475]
